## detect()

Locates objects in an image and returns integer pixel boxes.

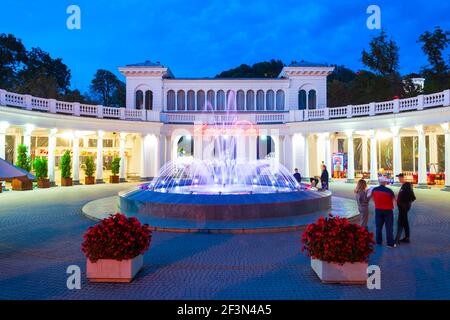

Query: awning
[0,158,35,180]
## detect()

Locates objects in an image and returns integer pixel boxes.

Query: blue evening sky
[1,0,449,92]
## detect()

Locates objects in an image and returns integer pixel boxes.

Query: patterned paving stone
[0,182,449,299]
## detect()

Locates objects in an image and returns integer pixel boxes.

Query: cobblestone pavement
[0,183,449,300]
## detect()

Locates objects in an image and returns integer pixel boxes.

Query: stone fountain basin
[119,188,332,221]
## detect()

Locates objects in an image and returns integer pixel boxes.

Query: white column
[249,136,257,161]
[345,130,355,183]
[193,132,203,160]
[392,127,402,184]
[303,134,310,178]
[369,130,378,184]
[48,128,57,185]
[72,132,80,185]
[236,135,246,162]
[119,133,127,182]
[0,121,9,159]
[324,133,332,180]
[283,134,293,171]
[416,125,428,188]
[139,134,146,179]
[442,123,450,191]
[158,134,166,171]
[429,132,438,174]
[23,124,34,156]
[362,136,369,173]
[96,130,104,183]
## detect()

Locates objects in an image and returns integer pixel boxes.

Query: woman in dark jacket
[396,174,416,244]
[320,165,329,190]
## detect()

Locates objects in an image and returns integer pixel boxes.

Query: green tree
[362,30,400,77]
[215,60,284,78]
[90,69,125,107]
[84,156,95,178]
[16,144,31,172]
[17,47,71,98]
[60,150,72,179]
[111,157,121,176]
[0,33,27,90]
[418,26,450,74]
[33,157,48,179]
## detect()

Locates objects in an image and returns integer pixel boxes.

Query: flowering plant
[82,213,152,262]
[301,215,375,265]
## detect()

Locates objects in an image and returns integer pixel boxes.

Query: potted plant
[12,144,33,191]
[109,157,121,183]
[60,150,72,186]
[302,214,375,284]
[33,157,50,188]
[84,156,95,185]
[82,213,152,283]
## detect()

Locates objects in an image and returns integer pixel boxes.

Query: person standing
[371,176,396,248]
[293,168,302,184]
[395,173,416,244]
[320,165,329,190]
[354,179,371,228]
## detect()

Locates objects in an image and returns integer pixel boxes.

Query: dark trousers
[321,180,329,190]
[375,209,395,246]
[396,205,410,240]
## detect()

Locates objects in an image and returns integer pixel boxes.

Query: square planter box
[86,254,143,283]
[11,177,33,191]
[109,175,119,184]
[37,178,50,188]
[61,177,73,187]
[311,258,368,284]
[85,176,95,185]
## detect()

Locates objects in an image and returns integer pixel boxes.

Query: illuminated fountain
[119,91,335,225]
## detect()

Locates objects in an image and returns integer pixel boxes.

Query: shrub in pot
[82,213,152,282]
[84,156,95,185]
[60,150,72,186]
[33,157,50,188]
[301,214,375,284]
[12,144,33,191]
[110,157,120,183]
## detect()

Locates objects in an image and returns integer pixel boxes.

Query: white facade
[1,60,450,190]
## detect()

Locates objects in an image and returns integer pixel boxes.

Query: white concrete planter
[86,254,143,283]
[311,258,367,284]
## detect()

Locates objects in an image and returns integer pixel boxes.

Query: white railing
[0,88,449,124]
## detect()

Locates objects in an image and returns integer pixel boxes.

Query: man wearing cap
[371,176,396,248]
[395,173,416,244]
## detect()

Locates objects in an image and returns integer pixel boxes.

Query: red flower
[301,215,375,265]
[81,213,152,262]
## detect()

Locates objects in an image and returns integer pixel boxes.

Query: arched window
[266,90,275,111]
[308,90,317,109]
[167,90,175,111]
[135,90,144,109]
[276,90,285,111]
[226,90,235,110]
[187,90,195,111]
[256,90,265,111]
[217,90,225,111]
[246,90,255,111]
[177,90,185,111]
[207,90,215,111]
[177,136,194,158]
[197,90,205,111]
[236,90,245,111]
[298,90,306,110]
[145,90,153,110]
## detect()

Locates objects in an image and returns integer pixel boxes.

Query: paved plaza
[0,183,449,300]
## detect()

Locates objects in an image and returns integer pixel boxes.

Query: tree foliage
[89,69,125,107]
[216,59,284,78]
[362,30,400,77]
[16,144,31,172]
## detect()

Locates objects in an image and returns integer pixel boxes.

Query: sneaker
[400,238,410,243]
[387,244,397,248]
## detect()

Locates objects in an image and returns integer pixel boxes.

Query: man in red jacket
[371,176,396,248]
